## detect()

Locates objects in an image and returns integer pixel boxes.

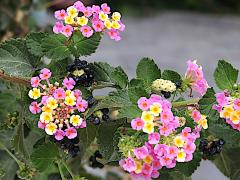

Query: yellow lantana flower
[112,12,121,21]
[111,21,121,29]
[28,88,41,100]
[99,12,108,21]
[143,122,154,134]
[47,97,58,110]
[150,103,162,116]
[65,95,76,106]
[177,149,186,162]
[40,112,53,123]
[174,136,185,148]
[104,20,112,29]
[77,16,88,26]
[141,111,154,122]
[65,16,74,24]
[45,123,57,135]
[70,115,82,126]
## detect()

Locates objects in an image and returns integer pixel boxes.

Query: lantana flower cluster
[119,94,207,179]
[28,68,88,140]
[184,60,209,96]
[213,91,240,131]
[53,1,125,41]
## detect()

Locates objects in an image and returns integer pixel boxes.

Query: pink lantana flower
[53,88,66,99]
[54,9,67,20]
[74,1,85,11]
[92,5,101,13]
[92,21,104,32]
[148,132,160,144]
[234,99,240,110]
[54,129,65,141]
[120,157,136,173]
[38,121,47,129]
[53,21,64,34]
[154,144,167,157]
[65,127,77,139]
[76,99,88,112]
[137,97,151,111]
[63,78,76,90]
[80,25,94,38]
[83,7,92,17]
[191,110,201,122]
[184,142,196,154]
[62,25,73,37]
[39,68,52,80]
[101,3,111,14]
[29,102,41,114]
[107,29,121,41]
[73,89,82,99]
[31,77,41,87]
[131,118,144,130]
[149,94,162,103]
[133,146,148,159]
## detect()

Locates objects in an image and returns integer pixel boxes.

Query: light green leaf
[26,32,48,57]
[136,57,161,88]
[162,70,182,83]
[69,32,102,57]
[214,60,238,90]
[0,39,40,77]
[30,143,59,172]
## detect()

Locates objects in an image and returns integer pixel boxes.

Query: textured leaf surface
[31,143,59,172]
[0,39,39,77]
[136,58,161,87]
[214,60,238,90]
[162,70,182,83]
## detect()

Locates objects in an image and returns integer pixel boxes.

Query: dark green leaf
[69,32,101,57]
[30,143,59,172]
[26,32,48,57]
[0,39,40,77]
[214,60,238,90]
[128,87,148,103]
[13,123,27,157]
[41,34,71,61]
[162,70,182,83]
[118,105,142,120]
[111,66,128,89]
[136,57,161,87]
[129,78,145,88]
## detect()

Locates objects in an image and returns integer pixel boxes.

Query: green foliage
[213,147,240,180]
[0,39,40,78]
[69,32,102,57]
[214,60,239,90]
[90,62,128,89]
[136,57,161,88]
[26,32,48,57]
[30,143,59,172]
[162,70,182,83]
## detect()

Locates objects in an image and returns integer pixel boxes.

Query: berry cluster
[87,108,110,125]
[28,68,88,140]
[184,60,209,96]
[67,59,95,87]
[53,1,125,41]
[213,90,240,131]
[119,94,207,179]
[89,151,104,168]
[199,139,225,156]
[50,136,80,157]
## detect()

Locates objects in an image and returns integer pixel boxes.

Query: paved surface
[85,12,240,180]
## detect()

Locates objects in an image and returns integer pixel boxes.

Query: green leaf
[41,34,71,61]
[162,70,182,83]
[128,87,149,103]
[90,62,128,89]
[129,78,145,88]
[213,147,240,179]
[214,60,239,90]
[26,32,48,57]
[97,121,124,163]
[0,151,18,180]
[118,105,142,120]
[199,88,219,122]
[136,57,161,87]
[47,57,72,77]
[30,143,59,172]
[208,124,240,147]
[111,66,128,89]
[69,32,102,57]
[13,123,27,157]
[0,38,40,77]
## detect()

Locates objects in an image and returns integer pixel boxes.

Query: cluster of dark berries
[199,138,225,156]
[50,136,80,158]
[87,108,110,125]
[89,151,104,168]
[67,59,95,87]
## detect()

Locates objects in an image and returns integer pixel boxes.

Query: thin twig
[0,72,30,87]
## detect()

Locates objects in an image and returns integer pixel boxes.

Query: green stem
[172,98,200,108]
[62,161,75,179]
[57,161,66,180]
[0,141,23,167]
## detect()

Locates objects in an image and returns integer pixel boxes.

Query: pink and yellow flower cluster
[185,60,209,96]
[28,68,88,140]
[53,1,125,41]
[213,91,240,131]
[119,94,207,179]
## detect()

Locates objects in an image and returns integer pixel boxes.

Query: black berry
[161,91,171,99]
[175,81,182,89]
